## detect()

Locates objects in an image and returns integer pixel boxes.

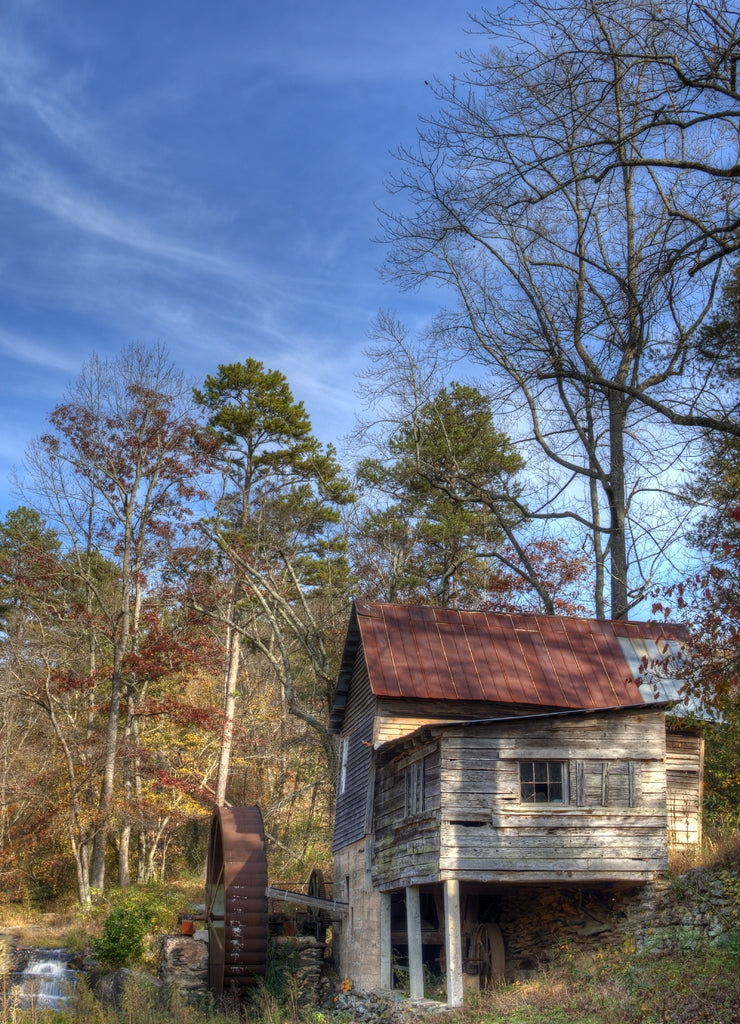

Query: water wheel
[307,867,330,931]
[473,922,505,988]
[307,867,326,901]
[206,806,269,998]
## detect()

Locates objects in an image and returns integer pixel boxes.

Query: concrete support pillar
[444,879,463,1007]
[380,892,392,990]
[406,885,424,1000]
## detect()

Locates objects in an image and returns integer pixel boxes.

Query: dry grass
[0,909,101,950]
[0,877,204,951]
[668,830,740,875]
[0,942,739,1024]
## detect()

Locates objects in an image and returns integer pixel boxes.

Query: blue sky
[0,0,480,517]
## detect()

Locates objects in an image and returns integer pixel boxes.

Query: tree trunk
[215,624,240,806]
[607,392,629,619]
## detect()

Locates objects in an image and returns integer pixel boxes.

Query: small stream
[9,948,80,1010]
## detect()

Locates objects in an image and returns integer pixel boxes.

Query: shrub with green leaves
[91,887,178,969]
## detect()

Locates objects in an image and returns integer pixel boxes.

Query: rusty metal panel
[352,602,688,714]
[461,610,512,702]
[588,619,643,705]
[515,618,570,707]
[562,617,607,706]
[408,605,459,699]
[535,616,582,707]
[487,615,538,705]
[361,607,403,697]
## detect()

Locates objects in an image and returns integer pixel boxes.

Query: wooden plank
[406,886,424,1000]
[266,888,348,913]
[380,893,392,990]
[444,879,463,1008]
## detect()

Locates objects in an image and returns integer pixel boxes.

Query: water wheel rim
[206,806,269,998]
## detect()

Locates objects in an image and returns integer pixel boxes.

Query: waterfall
[10,948,79,1010]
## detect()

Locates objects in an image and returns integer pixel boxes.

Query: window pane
[519,761,566,804]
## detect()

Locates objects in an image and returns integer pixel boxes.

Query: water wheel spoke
[473,923,505,989]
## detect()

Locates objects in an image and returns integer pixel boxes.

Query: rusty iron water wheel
[206,806,269,998]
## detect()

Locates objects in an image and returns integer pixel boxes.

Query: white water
[12,949,79,1010]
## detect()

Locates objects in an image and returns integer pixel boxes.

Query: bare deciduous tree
[380,0,740,618]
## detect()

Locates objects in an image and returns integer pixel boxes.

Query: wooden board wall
[333,649,378,852]
[666,730,704,847]
[373,742,442,889]
[371,707,670,888]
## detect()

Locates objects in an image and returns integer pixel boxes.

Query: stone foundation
[158,932,329,1005]
[159,936,209,1001]
[492,864,740,977]
[272,935,331,1003]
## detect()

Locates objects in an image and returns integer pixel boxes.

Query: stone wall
[159,935,209,1001]
[159,933,329,1005]
[333,839,387,991]
[491,863,740,977]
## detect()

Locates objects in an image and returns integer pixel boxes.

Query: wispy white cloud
[0,0,476,521]
[0,327,80,376]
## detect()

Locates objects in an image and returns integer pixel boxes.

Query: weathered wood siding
[438,709,668,882]
[333,649,378,852]
[374,698,544,745]
[372,740,442,889]
[370,707,669,887]
[666,730,704,847]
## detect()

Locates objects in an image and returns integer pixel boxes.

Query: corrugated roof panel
[350,603,690,713]
[572,620,619,706]
[536,617,591,707]
[437,611,482,700]
[571,618,641,708]
[572,620,621,708]
[515,621,569,707]
[488,615,539,704]
[361,610,403,697]
[587,620,640,706]
[407,606,455,699]
[462,611,509,702]
[383,604,427,697]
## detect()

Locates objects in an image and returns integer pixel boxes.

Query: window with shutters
[573,759,640,807]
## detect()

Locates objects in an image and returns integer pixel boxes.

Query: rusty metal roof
[330,602,690,730]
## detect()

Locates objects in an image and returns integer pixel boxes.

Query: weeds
[0,942,738,1024]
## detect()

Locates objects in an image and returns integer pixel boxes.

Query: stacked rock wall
[493,863,740,977]
[159,933,329,1005]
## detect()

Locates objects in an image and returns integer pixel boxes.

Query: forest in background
[0,0,739,908]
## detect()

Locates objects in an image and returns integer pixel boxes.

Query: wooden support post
[380,892,392,990]
[406,885,424,1000]
[444,879,463,1008]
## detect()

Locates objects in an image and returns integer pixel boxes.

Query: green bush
[91,887,179,969]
